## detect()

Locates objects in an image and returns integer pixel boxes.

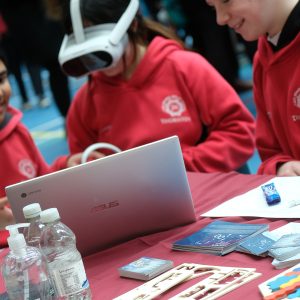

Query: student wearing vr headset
[207,0,300,176]
[0,47,103,245]
[59,0,256,173]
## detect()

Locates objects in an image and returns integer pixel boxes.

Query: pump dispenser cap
[7,234,26,253]
[6,224,29,254]
[23,203,42,219]
[40,208,60,223]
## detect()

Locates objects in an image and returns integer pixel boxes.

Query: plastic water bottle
[2,224,54,300]
[23,203,44,248]
[40,208,91,300]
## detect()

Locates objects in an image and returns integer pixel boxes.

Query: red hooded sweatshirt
[67,36,255,172]
[254,33,300,174]
[0,106,68,246]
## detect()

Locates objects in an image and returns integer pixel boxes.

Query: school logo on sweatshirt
[161,95,191,124]
[18,159,36,179]
[293,88,300,108]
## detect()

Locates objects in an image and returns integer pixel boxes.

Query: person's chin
[239,30,260,42]
[243,35,259,42]
[102,70,120,77]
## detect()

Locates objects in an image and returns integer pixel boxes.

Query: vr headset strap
[71,0,85,43]
[109,0,139,45]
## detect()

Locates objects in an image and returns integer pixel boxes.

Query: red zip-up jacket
[254,33,300,174]
[67,36,255,172]
[0,106,68,246]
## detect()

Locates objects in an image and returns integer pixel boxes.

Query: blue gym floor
[8,64,261,174]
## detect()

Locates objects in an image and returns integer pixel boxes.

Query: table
[82,171,288,300]
[1,171,295,299]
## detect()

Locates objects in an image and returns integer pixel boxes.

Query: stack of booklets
[267,222,300,269]
[172,220,268,256]
[118,257,174,280]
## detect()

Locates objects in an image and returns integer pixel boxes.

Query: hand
[66,151,105,168]
[0,197,15,229]
[277,161,300,176]
[0,196,8,209]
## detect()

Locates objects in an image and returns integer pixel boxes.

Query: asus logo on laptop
[91,201,120,213]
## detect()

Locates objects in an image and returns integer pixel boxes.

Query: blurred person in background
[0,14,50,110]
[0,0,71,118]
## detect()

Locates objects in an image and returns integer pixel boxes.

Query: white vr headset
[58,0,139,77]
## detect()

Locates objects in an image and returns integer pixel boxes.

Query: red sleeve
[0,230,9,248]
[253,56,292,175]
[67,83,97,154]
[177,52,255,172]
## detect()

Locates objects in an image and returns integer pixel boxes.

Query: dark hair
[0,46,8,66]
[62,0,183,46]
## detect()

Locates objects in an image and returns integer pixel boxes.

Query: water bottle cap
[40,208,60,223]
[23,203,42,219]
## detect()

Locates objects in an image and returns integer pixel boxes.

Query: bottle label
[50,259,89,297]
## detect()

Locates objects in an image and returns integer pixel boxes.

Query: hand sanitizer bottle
[1,224,54,300]
[40,208,91,299]
[23,203,44,248]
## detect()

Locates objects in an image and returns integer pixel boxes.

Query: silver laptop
[6,136,196,256]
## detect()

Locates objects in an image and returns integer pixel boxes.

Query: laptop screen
[6,136,196,256]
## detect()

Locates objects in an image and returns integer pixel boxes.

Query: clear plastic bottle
[2,224,54,300]
[40,208,91,300]
[23,203,44,248]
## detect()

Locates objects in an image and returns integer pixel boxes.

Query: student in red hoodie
[206,0,300,176]
[60,0,255,173]
[0,48,102,245]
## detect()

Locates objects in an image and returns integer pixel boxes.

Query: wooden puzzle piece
[170,268,261,299]
[259,262,300,300]
[181,264,256,282]
[268,275,298,291]
[114,263,260,300]
[289,289,300,299]
[286,273,300,276]
[281,276,300,289]
[288,288,300,299]
[113,263,195,300]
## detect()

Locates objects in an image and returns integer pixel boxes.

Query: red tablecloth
[1,171,295,299]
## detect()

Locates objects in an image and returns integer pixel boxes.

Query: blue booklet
[172,220,268,255]
[118,257,174,280]
[236,232,276,256]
